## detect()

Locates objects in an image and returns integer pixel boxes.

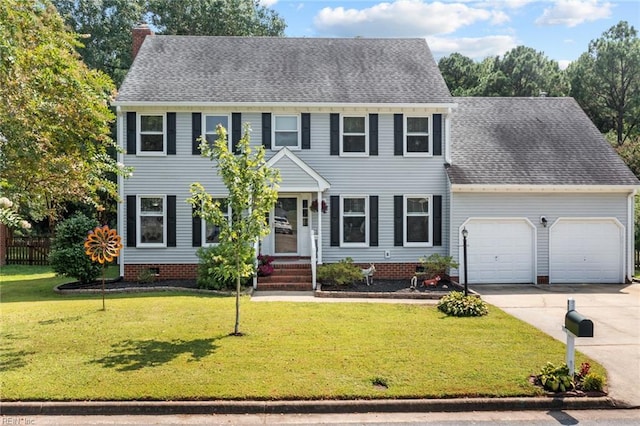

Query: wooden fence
[4,236,51,266]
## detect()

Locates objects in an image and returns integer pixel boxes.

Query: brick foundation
[124,262,429,281]
[124,264,198,281]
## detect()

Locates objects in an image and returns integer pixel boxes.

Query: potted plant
[310,199,328,213]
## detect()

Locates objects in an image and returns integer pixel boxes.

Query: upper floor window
[204,115,229,147]
[273,115,300,149]
[341,115,367,155]
[203,198,230,245]
[405,116,431,156]
[341,196,368,246]
[404,195,431,246]
[139,114,165,154]
[138,195,165,246]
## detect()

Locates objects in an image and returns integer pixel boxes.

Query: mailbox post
[562,298,594,374]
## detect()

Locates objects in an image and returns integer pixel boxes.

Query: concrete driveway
[471,283,640,408]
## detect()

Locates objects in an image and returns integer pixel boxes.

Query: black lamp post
[462,227,469,296]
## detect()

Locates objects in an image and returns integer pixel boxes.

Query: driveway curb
[0,397,626,416]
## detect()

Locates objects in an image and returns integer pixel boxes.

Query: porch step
[257,262,313,291]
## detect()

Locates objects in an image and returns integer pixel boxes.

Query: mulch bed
[320,278,458,293]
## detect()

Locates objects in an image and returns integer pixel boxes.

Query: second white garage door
[463,218,535,284]
[549,218,624,284]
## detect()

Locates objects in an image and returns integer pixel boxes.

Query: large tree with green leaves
[188,124,279,336]
[438,53,481,96]
[568,21,640,146]
[52,0,286,86]
[148,0,286,37]
[52,0,145,87]
[0,0,129,225]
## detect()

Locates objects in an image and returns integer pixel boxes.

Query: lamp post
[462,227,469,296]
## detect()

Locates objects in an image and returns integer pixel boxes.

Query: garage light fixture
[540,216,548,227]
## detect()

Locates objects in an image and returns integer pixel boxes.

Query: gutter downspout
[628,191,636,282]
[116,106,125,279]
[317,191,323,264]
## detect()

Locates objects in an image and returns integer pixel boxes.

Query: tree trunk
[234,275,241,335]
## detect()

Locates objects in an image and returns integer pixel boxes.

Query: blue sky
[264,0,639,69]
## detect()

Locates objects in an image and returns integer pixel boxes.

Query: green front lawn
[0,266,604,401]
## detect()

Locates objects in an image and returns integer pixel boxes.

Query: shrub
[257,254,275,277]
[136,268,156,284]
[581,372,605,392]
[49,213,101,284]
[196,245,252,290]
[536,362,574,393]
[437,291,489,317]
[317,257,362,286]
[419,253,459,278]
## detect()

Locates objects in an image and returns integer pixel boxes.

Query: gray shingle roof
[115,36,453,104]
[447,97,639,186]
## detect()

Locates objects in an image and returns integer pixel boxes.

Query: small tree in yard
[188,123,279,336]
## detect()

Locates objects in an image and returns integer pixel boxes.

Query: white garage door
[549,218,623,284]
[463,218,535,284]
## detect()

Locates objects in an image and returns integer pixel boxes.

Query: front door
[274,197,298,254]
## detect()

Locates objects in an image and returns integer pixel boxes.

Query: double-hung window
[204,198,230,245]
[341,115,367,155]
[139,114,165,154]
[341,196,368,246]
[405,195,431,246]
[139,195,166,246]
[405,116,430,156]
[204,115,229,148]
[273,115,300,149]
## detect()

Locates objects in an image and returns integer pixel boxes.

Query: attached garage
[549,218,624,284]
[462,218,536,284]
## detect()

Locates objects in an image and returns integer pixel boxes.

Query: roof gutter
[450,184,640,193]
[110,101,459,111]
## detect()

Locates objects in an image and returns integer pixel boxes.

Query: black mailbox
[565,310,594,337]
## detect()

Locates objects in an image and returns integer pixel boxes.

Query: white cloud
[259,0,279,7]
[557,59,572,70]
[535,0,612,27]
[313,0,498,37]
[427,34,518,60]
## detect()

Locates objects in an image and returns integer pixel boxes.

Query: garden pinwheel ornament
[84,225,122,310]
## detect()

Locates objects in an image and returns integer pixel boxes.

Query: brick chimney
[132,23,153,61]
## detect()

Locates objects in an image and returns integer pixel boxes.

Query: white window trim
[340,114,369,157]
[404,194,433,247]
[404,115,432,157]
[272,114,301,150]
[202,114,231,150]
[137,195,167,247]
[137,113,166,156]
[202,197,231,247]
[340,195,369,247]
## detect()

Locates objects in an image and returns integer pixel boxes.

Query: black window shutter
[433,195,442,246]
[301,113,311,149]
[262,113,271,150]
[330,195,339,246]
[369,114,378,156]
[433,114,442,156]
[232,113,241,153]
[330,113,339,155]
[126,112,136,154]
[369,195,378,246]
[394,114,403,156]
[126,195,137,247]
[192,113,202,155]
[394,195,403,246]
[167,112,176,155]
[167,195,177,247]
[192,206,201,247]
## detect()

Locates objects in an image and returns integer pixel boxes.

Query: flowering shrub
[257,254,275,276]
[437,291,489,317]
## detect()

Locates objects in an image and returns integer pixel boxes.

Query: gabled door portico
[263,148,330,261]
